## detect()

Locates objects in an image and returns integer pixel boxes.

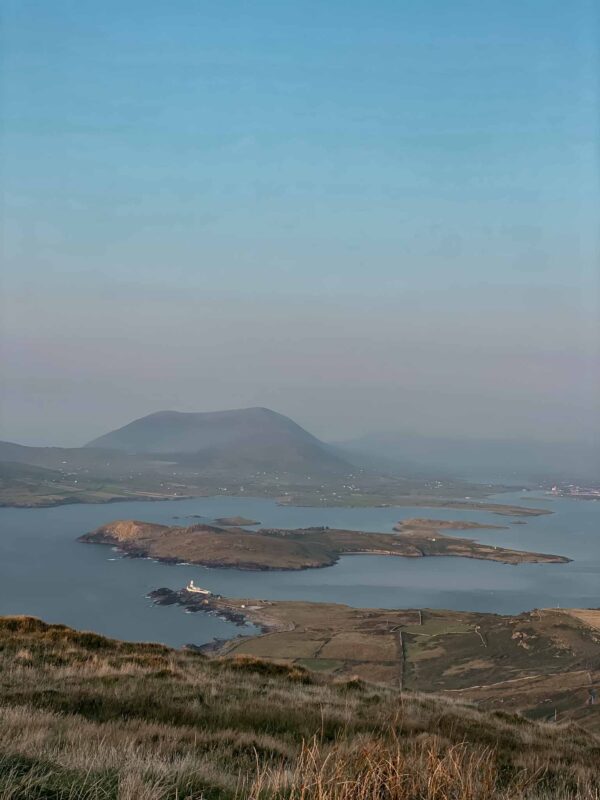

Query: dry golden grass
[242,734,600,800]
[0,616,599,799]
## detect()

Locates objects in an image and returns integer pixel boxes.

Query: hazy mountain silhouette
[86,407,352,477]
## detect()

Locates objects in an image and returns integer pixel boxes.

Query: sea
[1,492,598,647]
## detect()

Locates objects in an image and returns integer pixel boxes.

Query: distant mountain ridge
[338,431,600,483]
[85,407,351,477]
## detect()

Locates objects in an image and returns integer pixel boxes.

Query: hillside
[0,408,357,506]
[0,443,183,508]
[0,439,159,476]
[86,407,351,477]
[1,616,599,799]
[0,410,514,508]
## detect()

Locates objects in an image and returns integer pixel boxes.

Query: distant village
[549,484,600,499]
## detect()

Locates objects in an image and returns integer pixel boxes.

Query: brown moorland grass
[0,616,599,799]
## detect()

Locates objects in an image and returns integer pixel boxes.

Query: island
[393,517,507,533]
[213,516,260,526]
[79,517,570,569]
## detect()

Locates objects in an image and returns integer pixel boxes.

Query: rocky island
[80,517,571,569]
[213,516,260,526]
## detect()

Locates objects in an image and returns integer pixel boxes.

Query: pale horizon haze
[1,1,599,447]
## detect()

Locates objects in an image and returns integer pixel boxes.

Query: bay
[1,492,598,648]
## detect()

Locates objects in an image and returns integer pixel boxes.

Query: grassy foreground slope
[1,617,599,799]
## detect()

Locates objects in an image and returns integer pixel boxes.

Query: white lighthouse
[186,580,212,595]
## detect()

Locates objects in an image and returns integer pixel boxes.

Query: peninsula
[80,517,570,569]
[151,588,600,733]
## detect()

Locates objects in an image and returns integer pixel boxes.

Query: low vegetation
[1,616,599,799]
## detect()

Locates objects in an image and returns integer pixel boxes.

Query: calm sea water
[1,492,598,647]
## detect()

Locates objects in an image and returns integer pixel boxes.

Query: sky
[1,0,599,447]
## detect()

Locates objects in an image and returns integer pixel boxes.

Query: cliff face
[83,519,170,544]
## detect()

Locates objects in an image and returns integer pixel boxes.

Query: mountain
[86,407,352,477]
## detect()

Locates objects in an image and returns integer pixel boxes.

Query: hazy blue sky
[1,1,599,446]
